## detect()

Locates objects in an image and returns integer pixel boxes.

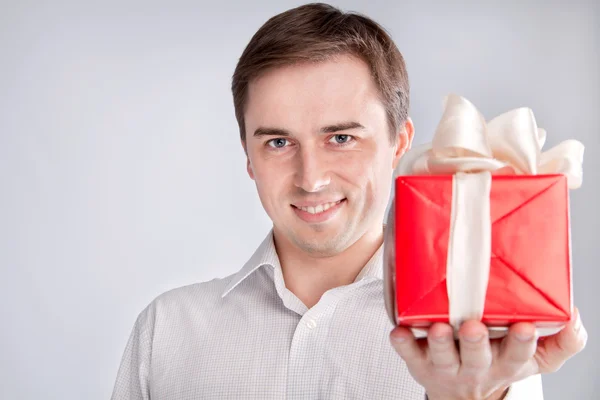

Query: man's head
[232,3,414,256]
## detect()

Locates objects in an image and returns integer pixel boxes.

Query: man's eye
[267,138,289,148]
[330,134,353,144]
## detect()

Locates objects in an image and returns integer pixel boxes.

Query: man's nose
[293,147,331,193]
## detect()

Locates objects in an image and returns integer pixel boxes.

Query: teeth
[298,200,343,214]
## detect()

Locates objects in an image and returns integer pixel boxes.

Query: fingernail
[515,332,534,342]
[391,335,407,343]
[463,334,484,343]
[434,335,449,343]
[573,309,582,332]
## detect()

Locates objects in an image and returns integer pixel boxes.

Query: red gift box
[390,173,572,331]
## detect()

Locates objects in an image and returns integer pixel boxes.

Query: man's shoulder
[149,232,273,311]
[154,272,238,311]
[132,271,241,331]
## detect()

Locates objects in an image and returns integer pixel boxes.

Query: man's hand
[389,308,587,400]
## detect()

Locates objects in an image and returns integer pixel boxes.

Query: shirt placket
[286,288,346,400]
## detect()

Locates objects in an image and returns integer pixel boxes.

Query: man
[111,3,587,399]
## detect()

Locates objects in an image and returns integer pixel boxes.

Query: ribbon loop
[396,94,584,190]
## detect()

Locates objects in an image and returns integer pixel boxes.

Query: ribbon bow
[395,94,584,189]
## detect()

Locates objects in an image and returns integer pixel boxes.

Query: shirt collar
[221,230,280,298]
[355,243,384,282]
[221,229,384,298]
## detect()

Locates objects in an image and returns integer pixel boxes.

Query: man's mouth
[291,199,346,215]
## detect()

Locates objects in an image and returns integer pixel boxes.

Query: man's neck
[273,227,384,309]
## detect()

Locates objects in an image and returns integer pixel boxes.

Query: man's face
[243,55,412,256]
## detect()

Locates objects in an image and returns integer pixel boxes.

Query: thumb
[534,307,587,373]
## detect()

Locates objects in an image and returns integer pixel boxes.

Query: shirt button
[306,319,317,329]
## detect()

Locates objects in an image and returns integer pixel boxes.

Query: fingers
[535,307,588,373]
[458,320,492,379]
[427,323,460,374]
[390,326,427,369]
[497,322,538,376]
[391,309,588,391]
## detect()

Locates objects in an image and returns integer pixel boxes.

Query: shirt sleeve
[423,374,544,400]
[110,304,155,400]
[503,374,544,399]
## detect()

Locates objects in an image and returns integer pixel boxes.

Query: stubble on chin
[286,223,355,257]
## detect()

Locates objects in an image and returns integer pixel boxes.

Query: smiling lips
[291,198,346,223]
[295,200,344,215]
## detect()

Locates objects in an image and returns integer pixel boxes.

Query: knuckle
[535,355,563,374]
[460,339,485,352]
[391,344,408,359]
[468,358,491,369]
[545,361,564,374]
[464,363,491,378]
[429,342,452,355]
[394,347,415,361]
[558,332,587,355]
[554,335,571,354]
[459,369,487,386]
[432,362,458,374]
[504,349,531,365]
[497,360,525,378]
[507,348,528,361]
[461,351,492,370]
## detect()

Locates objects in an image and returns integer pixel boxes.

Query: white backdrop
[1,0,598,398]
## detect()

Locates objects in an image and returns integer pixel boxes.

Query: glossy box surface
[390,174,572,329]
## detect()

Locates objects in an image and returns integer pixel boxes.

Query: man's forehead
[248,55,374,97]
[244,56,384,133]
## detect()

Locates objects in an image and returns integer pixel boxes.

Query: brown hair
[231,2,410,143]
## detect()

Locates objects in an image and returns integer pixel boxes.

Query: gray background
[1,0,598,398]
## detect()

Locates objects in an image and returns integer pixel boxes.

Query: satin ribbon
[395,94,585,334]
[395,94,584,189]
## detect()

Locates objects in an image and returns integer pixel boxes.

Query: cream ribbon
[447,171,492,331]
[396,94,584,188]
[395,94,584,335]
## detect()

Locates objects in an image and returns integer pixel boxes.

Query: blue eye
[330,134,352,144]
[268,138,288,148]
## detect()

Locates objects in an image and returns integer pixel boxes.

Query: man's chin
[289,227,352,256]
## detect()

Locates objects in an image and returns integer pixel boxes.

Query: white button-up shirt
[111,230,544,399]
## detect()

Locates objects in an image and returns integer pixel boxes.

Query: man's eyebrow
[252,121,365,137]
[253,127,291,137]
[320,121,365,133]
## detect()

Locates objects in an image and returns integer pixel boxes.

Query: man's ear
[242,140,256,180]
[392,117,415,170]
[246,157,255,180]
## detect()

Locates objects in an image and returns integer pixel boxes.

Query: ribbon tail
[447,171,492,333]
[394,143,432,177]
[538,139,584,189]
